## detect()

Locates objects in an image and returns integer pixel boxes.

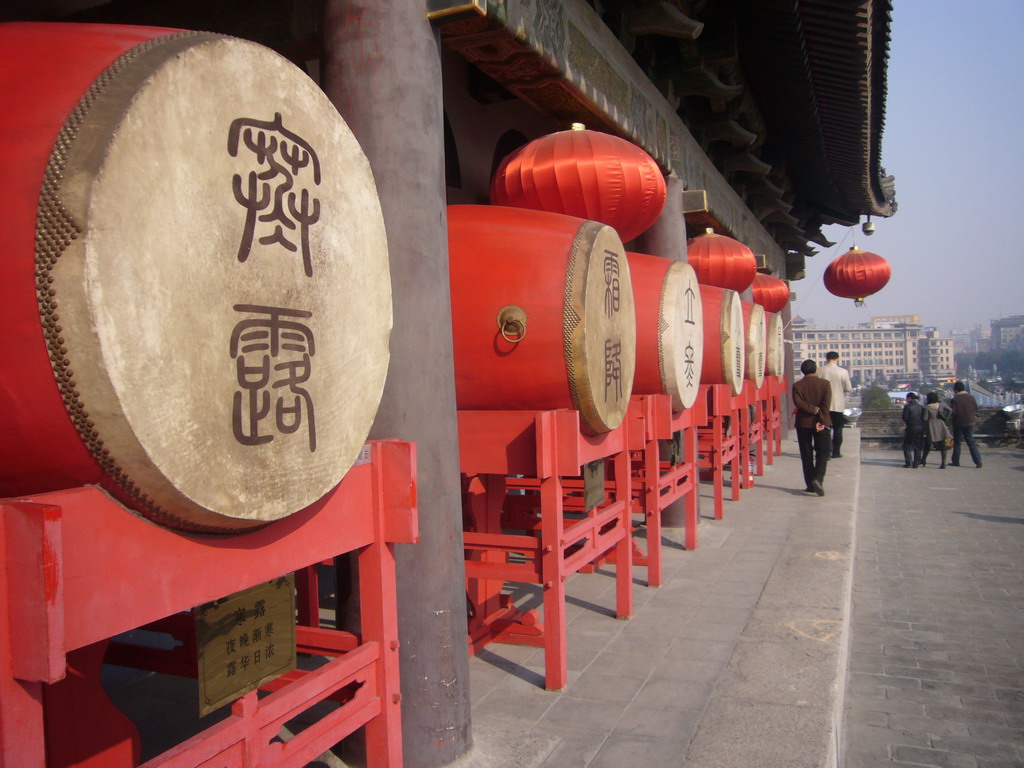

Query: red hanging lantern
[824,246,892,305]
[490,124,667,243]
[750,273,790,314]
[686,228,757,293]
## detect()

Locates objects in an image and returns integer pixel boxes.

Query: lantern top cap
[704,227,715,235]
[571,122,586,131]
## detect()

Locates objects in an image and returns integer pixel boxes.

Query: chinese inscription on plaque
[196,576,297,717]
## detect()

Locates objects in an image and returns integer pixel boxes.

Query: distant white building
[791,315,954,386]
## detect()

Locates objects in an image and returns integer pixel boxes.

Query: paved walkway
[459,433,861,768]
[458,434,1024,768]
[843,447,1024,768]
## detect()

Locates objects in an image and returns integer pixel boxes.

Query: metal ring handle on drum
[497,305,528,343]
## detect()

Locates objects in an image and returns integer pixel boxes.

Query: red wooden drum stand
[458,410,633,691]
[760,311,786,465]
[762,375,787,462]
[738,380,767,490]
[624,395,703,586]
[697,385,743,520]
[0,441,416,768]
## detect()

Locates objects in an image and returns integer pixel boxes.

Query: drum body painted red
[741,300,766,388]
[0,23,173,499]
[447,205,636,434]
[626,252,703,411]
[698,285,745,396]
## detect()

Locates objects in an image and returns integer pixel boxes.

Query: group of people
[791,352,984,496]
[900,382,983,469]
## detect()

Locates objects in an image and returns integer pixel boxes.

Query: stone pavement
[457,431,862,768]
[842,445,1024,768]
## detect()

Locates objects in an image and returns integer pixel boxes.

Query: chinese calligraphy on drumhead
[229,113,321,277]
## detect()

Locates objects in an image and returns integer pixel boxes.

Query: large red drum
[698,285,745,396]
[0,24,392,532]
[626,252,703,411]
[741,301,766,388]
[448,205,636,434]
[765,312,786,377]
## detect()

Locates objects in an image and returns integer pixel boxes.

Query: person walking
[949,381,983,468]
[792,359,832,496]
[901,392,927,468]
[921,391,953,468]
[818,350,853,458]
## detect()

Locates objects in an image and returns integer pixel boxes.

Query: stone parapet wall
[855,407,1016,444]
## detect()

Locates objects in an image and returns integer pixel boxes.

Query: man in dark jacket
[949,381,983,468]
[792,359,832,496]
[901,392,927,468]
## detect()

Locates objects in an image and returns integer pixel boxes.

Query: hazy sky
[789,1,1024,336]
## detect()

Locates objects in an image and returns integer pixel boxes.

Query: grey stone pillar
[321,3,471,765]
[635,174,695,528]
[636,173,686,262]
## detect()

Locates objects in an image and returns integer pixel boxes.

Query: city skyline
[785,0,1023,337]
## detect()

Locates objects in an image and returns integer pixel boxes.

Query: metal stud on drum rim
[1,25,392,532]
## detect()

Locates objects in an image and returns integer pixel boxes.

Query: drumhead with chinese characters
[744,302,766,387]
[39,33,391,531]
[566,222,636,434]
[660,262,704,411]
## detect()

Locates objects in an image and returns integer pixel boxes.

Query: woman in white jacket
[921,391,953,468]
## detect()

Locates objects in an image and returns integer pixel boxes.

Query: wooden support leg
[359,511,403,767]
[540,475,567,691]
[0,675,44,767]
[685,427,699,551]
[731,448,742,502]
[755,428,765,476]
[763,401,774,465]
[1,501,49,766]
[730,410,742,502]
[464,474,511,647]
[738,410,753,491]
[644,438,662,587]
[712,461,724,520]
[774,391,784,455]
[295,565,321,628]
[713,417,725,520]
[43,640,140,768]
[613,451,633,617]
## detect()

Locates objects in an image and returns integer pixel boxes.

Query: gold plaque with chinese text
[196,576,297,716]
[583,459,606,512]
